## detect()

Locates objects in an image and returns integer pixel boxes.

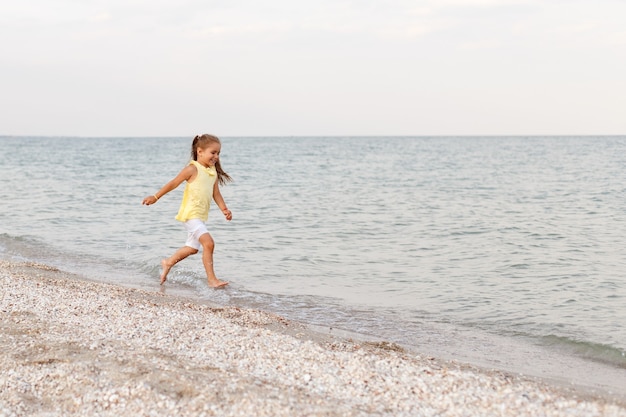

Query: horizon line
[2,134,625,139]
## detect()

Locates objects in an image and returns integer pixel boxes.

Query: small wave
[0,233,59,263]
[540,334,626,368]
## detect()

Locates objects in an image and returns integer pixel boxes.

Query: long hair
[191,134,233,185]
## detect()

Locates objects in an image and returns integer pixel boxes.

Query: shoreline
[1,261,625,416]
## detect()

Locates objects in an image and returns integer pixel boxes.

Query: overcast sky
[1,0,625,137]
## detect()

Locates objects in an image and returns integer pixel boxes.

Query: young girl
[142,134,233,288]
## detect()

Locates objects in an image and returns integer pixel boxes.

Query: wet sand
[1,261,625,416]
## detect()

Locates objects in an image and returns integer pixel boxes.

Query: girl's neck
[196,160,212,169]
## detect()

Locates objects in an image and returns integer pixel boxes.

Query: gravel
[1,261,625,417]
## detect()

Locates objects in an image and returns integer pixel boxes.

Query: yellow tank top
[175,161,217,222]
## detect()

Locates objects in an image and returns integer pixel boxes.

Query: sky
[1,0,625,137]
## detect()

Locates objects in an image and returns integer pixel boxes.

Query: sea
[1,136,625,395]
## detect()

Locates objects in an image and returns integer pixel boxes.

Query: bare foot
[208,278,229,288]
[160,259,172,285]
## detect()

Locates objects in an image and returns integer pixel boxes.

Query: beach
[1,261,625,417]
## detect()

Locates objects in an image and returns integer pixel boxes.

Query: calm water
[1,136,625,390]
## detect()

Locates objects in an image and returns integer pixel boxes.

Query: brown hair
[191,134,233,185]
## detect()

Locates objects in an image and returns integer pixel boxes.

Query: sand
[1,260,625,417]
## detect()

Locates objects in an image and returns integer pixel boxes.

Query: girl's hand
[222,208,232,221]
[142,195,158,205]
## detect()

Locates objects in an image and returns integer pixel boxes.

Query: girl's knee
[199,234,215,250]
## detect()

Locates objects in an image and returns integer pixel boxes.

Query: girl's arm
[142,165,196,205]
[213,182,232,221]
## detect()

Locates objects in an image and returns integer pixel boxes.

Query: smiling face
[196,142,221,168]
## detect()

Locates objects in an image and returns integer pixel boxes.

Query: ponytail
[191,135,200,161]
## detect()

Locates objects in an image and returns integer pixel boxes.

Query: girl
[142,134,233,288]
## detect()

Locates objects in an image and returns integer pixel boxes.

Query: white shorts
[183,219,209,250]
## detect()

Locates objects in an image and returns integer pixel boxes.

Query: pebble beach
[1,261,625,417]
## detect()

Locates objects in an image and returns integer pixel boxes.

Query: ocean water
[1,136,625,392]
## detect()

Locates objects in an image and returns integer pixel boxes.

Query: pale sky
[1,0,625,137]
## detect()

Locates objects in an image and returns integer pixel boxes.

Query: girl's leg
[198,233,228,288]
[161,246,198,284]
